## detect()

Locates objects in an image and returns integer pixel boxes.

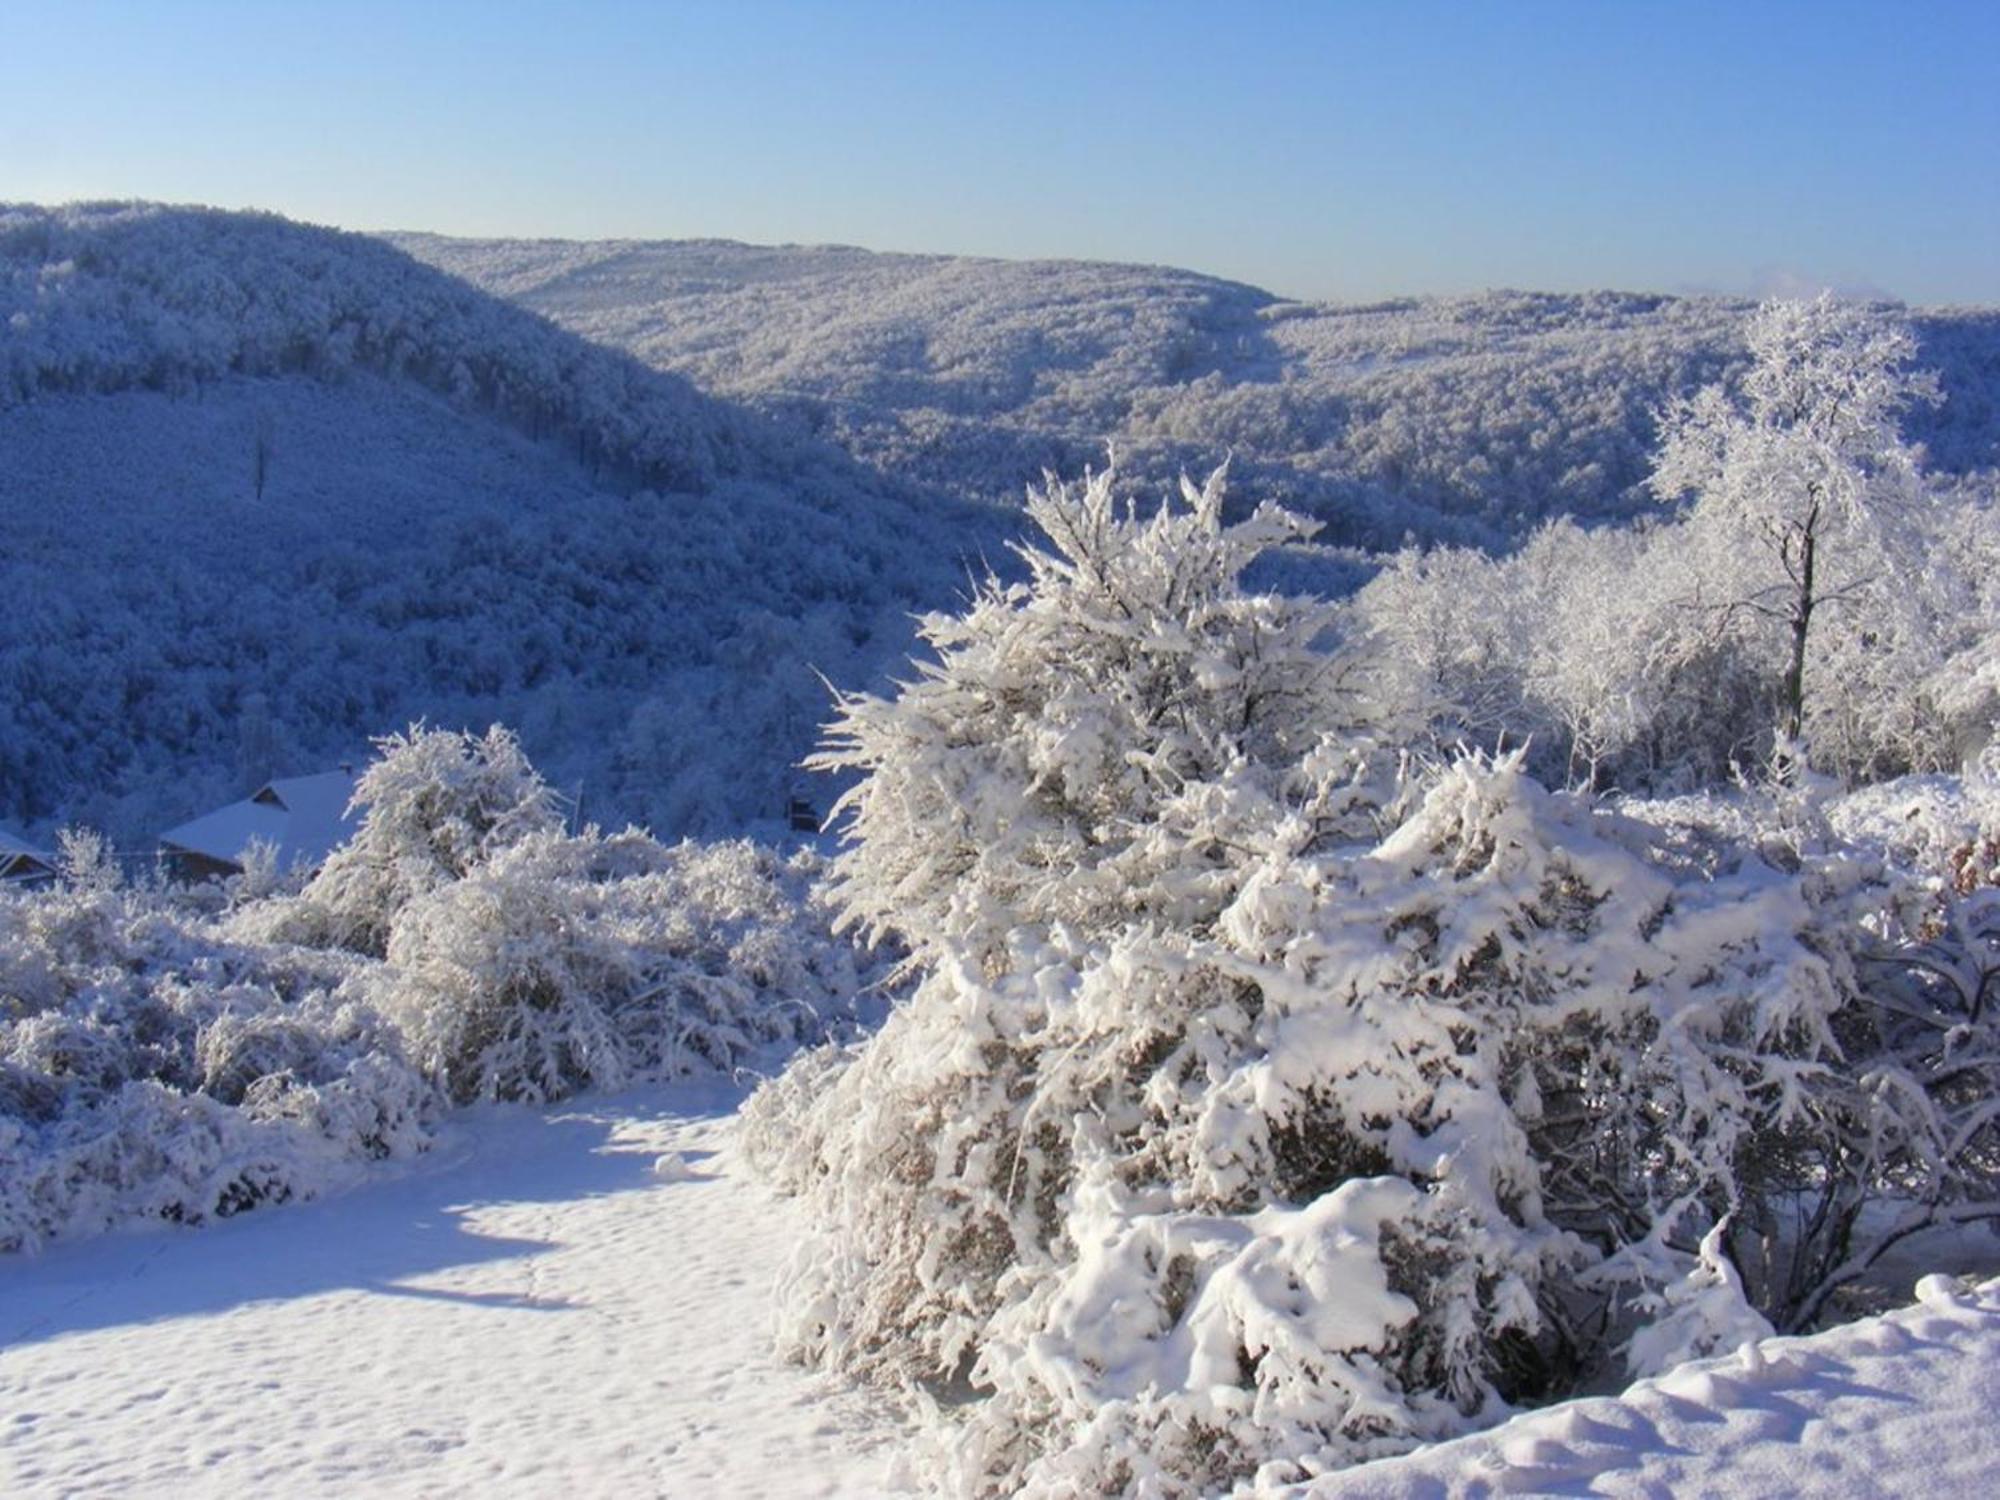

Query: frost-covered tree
[1344,301,1995,791]
[807,462,1375,967]
[1651,295,1941,754]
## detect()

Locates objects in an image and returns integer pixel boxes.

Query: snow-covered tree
[1344,301,1995,791]
[1651,295,1941,757]
[807,462,1377,968]
[274,725,563,955]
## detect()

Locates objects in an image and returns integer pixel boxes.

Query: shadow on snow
[0,1077,748,1349]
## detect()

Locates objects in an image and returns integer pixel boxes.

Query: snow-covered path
[0,1081,917,1498]
[5,1083,1999,1499]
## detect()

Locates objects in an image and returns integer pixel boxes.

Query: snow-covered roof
[158,769,362,874]
[0,827,55,880]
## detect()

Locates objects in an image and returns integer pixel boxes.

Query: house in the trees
[0,828,55,884]
[158,768,362,882]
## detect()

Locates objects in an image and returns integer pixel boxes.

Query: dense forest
[0,204,1012,842]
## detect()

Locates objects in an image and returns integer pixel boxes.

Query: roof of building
[158,769,363,873]
[0,827,55,879]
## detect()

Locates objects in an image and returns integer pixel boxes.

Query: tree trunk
[1781,511,1818,745]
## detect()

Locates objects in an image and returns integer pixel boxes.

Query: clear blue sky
[5,0,1995,304]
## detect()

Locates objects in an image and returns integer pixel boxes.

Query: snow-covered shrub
[750,465,1997,1493]
[1622,1221,1775,1377]
[0,867,435,1253]
[750,465,1385,1386]
[757,750,1889,1491]
[227,723,877,1106]
[1772,882,2000,1326]
[1744,762,2000,1329]
[3,710,874,1249]
[1606,766,2000,1332]
[260,724,563,955]
[376,829,862,1104]
[2,797,867,1246]
[807,461,1374,968]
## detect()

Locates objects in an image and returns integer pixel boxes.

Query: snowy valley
[3,201,2000,1497]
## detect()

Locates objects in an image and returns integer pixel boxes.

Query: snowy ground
[4,1084,1997,1498]
[0,1081,917,1498]
[1305,1275,2000,1497]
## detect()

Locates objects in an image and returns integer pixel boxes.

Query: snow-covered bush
[376,830,865,1104]
[0,866,434,1253]
[259,724,563,955]
[3,725,875,1248]
[757,752,1891,1491]
[749,466,2000,1494]
[1778,880,2000,1326]
[1608,763,2000,1333]
[272,725,868,1105]
[807,461,1376,967]
[1747,756,2000,1329]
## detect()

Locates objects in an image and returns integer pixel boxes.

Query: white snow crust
[1301,1274,2000,1498]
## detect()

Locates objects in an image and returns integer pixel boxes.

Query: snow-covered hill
[0,205,1011,842]
[11,207,1990,845]
[392,232,2000,549]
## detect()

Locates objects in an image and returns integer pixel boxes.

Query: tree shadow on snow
[0,1093,720,1349]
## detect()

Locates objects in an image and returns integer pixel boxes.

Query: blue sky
[4,0,1994,303]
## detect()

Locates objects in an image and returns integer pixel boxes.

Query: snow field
[0,1081,919,1498]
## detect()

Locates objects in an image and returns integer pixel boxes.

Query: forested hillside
[0,204,1010,842]
[7,207,1997,847]
[394,232,2000,549]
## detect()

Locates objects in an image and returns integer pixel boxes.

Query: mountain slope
[395,232,2000,549]
[0,205,1010,843]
